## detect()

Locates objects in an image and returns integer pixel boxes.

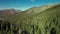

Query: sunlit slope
[25,4,57,15]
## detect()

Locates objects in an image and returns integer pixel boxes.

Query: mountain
[0,4,60,34]
[25,4,57,15]
[0,9,22,15]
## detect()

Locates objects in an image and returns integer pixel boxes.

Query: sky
[0,0,60,11]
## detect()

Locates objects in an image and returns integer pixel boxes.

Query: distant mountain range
[0,4,57,15]
[0,9,22,15]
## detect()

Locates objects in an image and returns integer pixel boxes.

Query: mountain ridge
[0,4,59,15]
[0,9,22,15]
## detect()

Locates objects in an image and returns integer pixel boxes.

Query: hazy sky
[0,0,60,10]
